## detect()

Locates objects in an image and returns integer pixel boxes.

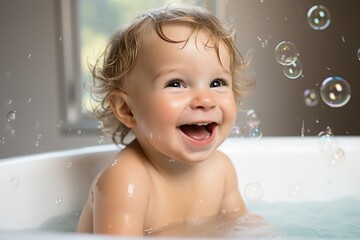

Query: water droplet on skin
[7,110,16,121]
[55,197,63,205]
[127,184,134,197]
[244,182,263,201]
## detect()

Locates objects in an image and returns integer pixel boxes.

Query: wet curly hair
[89,6,253,145]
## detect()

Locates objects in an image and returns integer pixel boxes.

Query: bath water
[38,198,360,239]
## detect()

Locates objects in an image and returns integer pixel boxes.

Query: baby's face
[124,24,237,164]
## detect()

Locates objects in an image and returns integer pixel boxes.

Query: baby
[77,6,254,236]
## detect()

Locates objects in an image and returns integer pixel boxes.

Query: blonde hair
[90,6,253,145]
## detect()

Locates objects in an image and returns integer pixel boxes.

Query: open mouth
[179,122,218,141]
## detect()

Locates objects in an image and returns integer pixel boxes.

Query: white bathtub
[0,137,359,239]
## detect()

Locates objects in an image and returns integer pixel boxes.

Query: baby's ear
[108,91,136,128]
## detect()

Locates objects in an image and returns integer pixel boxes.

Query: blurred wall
[0,0,359,159]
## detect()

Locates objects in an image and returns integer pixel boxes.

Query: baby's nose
[189,89,216,110]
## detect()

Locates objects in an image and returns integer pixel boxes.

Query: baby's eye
[210,78,228,88]
[165,79,185,88]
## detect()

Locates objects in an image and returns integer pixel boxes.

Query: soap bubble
[307,5,331,30]
[230,125,242,137]
[246,109,261,128]
[7,110,16,122]
[303,89,319,107]
[244,182,263,201]
[283,59,303,79]
[97,121,104,130]
[275,41,299,65]
[249,127,262,140]
[55,196,63,205]
[10,177,19,187]
[318,129,338,156]
[320,76,351,107]
[329,148,345,166]
[288,182,303,198]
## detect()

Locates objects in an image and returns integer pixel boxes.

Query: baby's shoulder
[95,146,151,192]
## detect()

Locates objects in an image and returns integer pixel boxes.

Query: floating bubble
[55,196,63,205]
[28,53,32,59]
[249,127,262,140]
[27,98,32,103]
[318,129,339,156]
[275,41,299,65]
[230,125,241,137]
[246,109,261,128]
[10,177,19,187]
[66,161,72,169]
[303,89,319,107]
[244,182,263,201]
[7,110,16,121]
[97,121,104,130]
[307,5,331,30]
[0,137,5,144]
[329,148,345,166]
[283,59,303,79]
[288,182,303,198]
[98,135,105,144]
[320,76,351,107]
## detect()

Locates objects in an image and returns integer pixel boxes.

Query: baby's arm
[93,157,150,236]
[219,152,247,216]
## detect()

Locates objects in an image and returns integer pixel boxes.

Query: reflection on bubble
[249,127,262,140]
[1,137,5,144]
[307,5,331,30]
[283,59,303,79]
[303,89,319,107]
[244,182,263,201]
[357,48,360,61]
[7,111,16,122]
[320,76,351,108]
[275,41,299,65]
[246,109,261,128]
[288,182,303,198]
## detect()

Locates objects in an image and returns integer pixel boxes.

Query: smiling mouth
[179,122,218,141]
